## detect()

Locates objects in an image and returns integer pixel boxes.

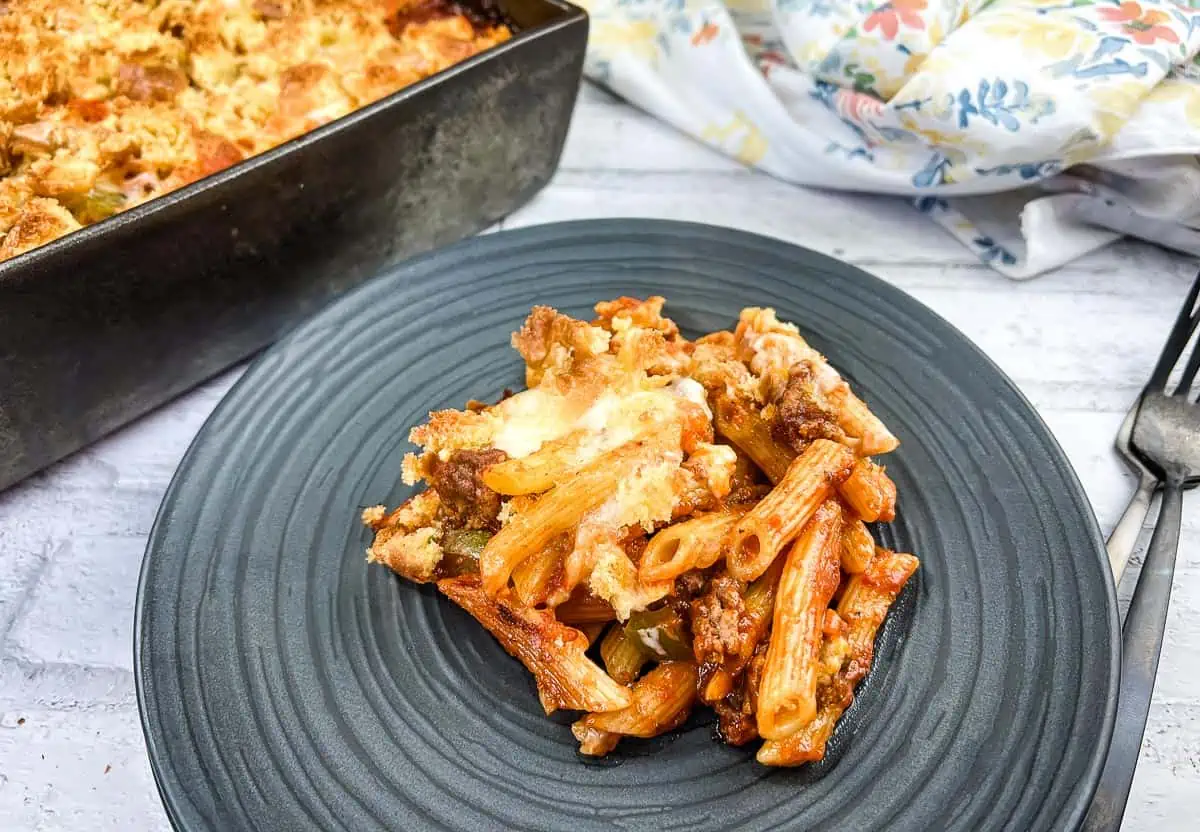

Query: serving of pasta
[362,297,919,765]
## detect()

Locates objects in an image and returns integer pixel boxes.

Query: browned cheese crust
[0,0,510,259]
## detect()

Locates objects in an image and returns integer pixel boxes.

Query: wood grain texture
[0,81,1196,831]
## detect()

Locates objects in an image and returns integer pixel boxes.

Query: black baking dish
[0,0,587,493]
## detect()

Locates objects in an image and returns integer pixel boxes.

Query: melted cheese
[743,324,841,396]
[490,388,576,459]
[669,377,712,419]
[491,387,685,462]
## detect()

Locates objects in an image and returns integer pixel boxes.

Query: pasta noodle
[510,537,570,607]
[639,506,751,583]
[714,395,795,485]
[838,459,897,523]
[757,549,918,764]
[480,438,670,595]
[756,501,843,740]
[839,518,875,574]
[438,575,632,714]
[728,440,854,581]
[572,662,699,755]
[833,391,899,457]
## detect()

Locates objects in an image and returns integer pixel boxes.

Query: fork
[1084,271,1200,831]
[1105,401,1157,581]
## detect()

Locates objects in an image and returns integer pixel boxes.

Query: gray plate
[135,219,1119,831]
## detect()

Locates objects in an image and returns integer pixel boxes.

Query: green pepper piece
[440,529,491,577]
[627,606,692,661]
[64,187,127,224]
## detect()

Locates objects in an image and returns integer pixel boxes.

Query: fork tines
[1148,269,1200,398]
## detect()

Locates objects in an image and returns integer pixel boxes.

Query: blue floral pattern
[575,0,1200,275]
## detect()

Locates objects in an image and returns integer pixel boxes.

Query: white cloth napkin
[578,0,1200,276]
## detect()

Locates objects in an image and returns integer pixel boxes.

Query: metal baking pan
[0,0,587,493]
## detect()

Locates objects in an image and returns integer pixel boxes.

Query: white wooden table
[0,82,1196,830]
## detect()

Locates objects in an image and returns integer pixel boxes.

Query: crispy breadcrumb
[0,0,510,260]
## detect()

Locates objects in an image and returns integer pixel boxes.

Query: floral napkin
[577,0,1200,277]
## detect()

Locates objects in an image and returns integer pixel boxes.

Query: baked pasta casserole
[0,0,510,260]
[364,298,919,765]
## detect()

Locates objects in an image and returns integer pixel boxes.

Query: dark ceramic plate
[135,220,1119,832]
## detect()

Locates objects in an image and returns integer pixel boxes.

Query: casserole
[0,0,588,492]
[0,0,515,259]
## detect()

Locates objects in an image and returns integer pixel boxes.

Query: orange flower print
[837,90,886,124]
[863,0,928,42]
[1098,1,1181,45]
[692,22,720,47]
[758,50,790,77]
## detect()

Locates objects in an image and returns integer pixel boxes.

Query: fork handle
[1083,482,1184,832]
[1106,472,1157,582]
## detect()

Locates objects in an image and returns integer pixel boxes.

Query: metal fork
[1084,271,1200,831]
[1106,401,1157,581]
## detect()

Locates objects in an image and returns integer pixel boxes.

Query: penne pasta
[481,429,596,496]
[732,306,897,458]
[756,501,843,741]
[437,575,632,714]
[838,458,897,523]
[572,662,699,755]
[599,622,651,685]
[839,518,875,574]
[573,724,623,757]
[756,704,840,766]
[714,395,795,485]
[832,390,899,457]
[842,549,921,635]
[757,548,918,764]
[728,439,854,581]
[510,536,570,607]
[511,535,571,607]
[639,506,751,583]
[480,438,667,596]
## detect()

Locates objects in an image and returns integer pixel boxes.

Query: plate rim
[134,217,1120,831]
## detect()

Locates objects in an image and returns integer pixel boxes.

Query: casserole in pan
[0,0,588,492]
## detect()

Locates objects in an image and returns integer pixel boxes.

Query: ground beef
[771,363,845,452]
[690,573,748,665]
[674,570,709,603]
[712,643,769,746]
[663,567,710,628]
[428,448,507,531]
[713,692,758,746]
